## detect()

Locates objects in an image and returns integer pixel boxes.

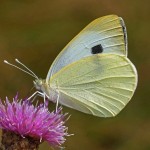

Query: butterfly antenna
[4,60,38,79]
[15,59,38,79]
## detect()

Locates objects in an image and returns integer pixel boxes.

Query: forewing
[46,15,127,81]
[50,54,137,117]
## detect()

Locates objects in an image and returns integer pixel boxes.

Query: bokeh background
[0,0,149,149]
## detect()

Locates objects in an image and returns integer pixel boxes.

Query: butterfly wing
[49,54,137,117]
[46,15,127,81]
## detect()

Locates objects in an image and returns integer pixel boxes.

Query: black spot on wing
[91,44,103,54]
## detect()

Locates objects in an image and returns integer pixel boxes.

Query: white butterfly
[5,15,138,117]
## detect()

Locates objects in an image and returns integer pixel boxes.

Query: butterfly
[5,15,138,117]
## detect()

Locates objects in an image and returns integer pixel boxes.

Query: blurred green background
[0,0,149,149]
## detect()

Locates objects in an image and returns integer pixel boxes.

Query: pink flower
[0,94,69,147]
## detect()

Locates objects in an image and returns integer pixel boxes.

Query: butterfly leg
[43,93,47,108]
[55,90,60,112]
[27,91,44,101]
[31,92,44,103]
[29,92,49,108]
[30,93,39,102]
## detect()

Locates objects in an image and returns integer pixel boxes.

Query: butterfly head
[33,78,45,91]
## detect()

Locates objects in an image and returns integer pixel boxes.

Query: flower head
[0,94,69,147]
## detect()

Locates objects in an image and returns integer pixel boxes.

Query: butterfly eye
[91,44,103,54]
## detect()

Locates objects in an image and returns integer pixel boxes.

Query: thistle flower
[0,94,69,149]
